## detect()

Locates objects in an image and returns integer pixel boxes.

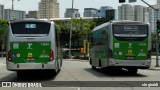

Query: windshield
[11,21,51,36]
[113,25,148,37]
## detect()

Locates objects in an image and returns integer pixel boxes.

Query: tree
[0,19,8,51]
[0,19,8,40]
[55,18,110,48]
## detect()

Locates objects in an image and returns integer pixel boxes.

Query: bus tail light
[147,50,151,59]
[7,50,12,61]
[50,49,54,61]
[108,49,113,58]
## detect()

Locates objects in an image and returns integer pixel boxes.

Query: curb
[148,68,160,70]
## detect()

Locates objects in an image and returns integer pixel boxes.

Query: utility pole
[69,0,74,59]
[12,0,20,10]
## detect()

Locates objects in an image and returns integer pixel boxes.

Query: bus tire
[60,59,63,67]
[128,68,138,74]
[57,61,60,71]
[99,59,101,67]
[17,71,23,78]
[92,66,96,69]
[49,70,57,76]
[89,58,92,65]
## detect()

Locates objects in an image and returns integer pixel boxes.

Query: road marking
[77,87,80,90]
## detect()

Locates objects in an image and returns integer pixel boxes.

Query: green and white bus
[89,20,151,74]
[6,19,62,77]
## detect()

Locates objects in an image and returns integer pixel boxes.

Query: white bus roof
[93,20,149,32]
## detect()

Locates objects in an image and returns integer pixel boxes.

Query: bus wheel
[92,66,96,69]
[99,60,101,67]
[89,58,92,64]
[128,68,138,74]
[17,71,24,78]
[50,70,57,76]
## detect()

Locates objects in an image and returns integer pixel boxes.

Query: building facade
[97,6,113,18]
[64,8,80,18]
[39,0,59,19]
[134,5,144,22]
[26,11,39,19]
[157,0,160,4]
[4,9,26,20]
[118,4,134,21]
[146,5,160,32]
[143,7,149,23]
[0,4,4,19]
[83,8,97,17]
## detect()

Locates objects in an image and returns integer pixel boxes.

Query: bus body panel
[6,20,62,71]
[90,22,110,67]
[10,42,51,63]
[113,38,148,60]
[108,59,151,69]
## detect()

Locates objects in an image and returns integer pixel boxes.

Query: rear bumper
[109,59,151,69]
[6,61,56,71]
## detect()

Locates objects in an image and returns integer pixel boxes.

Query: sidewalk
[0,57,6,64]
[151,56,160,59]
[150,56,160,70]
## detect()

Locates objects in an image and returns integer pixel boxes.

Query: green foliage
[55,18,110,48]
[0,19,8,40]
[55,18,95,48]
[0,19,8,30]
[151,32,160,43]
[93,17,111,26]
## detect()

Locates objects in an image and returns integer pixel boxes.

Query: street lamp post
[156,10,160,67]
[12,0,20,10]
[69,0,74,59]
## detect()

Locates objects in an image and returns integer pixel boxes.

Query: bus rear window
[11,22,50,35]
[113,25,148,37]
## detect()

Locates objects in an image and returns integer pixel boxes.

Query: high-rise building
[64,8,80,18]
[96,6,117,20]
[157,0,160,4]
[97,6,113,17]
[147,4,160,32]
[38,0,59,19]
[134,5,144,22]
[0,4,4,19]
[118,4,134,21]
[4,9,26,20]
[105,9,117,20]
[83,8,97,17]
[26,11,39,19]
[143,7,149,23]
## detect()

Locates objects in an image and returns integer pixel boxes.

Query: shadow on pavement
[84,68,148,77]
[0,70,61,82]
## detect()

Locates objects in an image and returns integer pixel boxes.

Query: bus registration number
[126,56,134,60]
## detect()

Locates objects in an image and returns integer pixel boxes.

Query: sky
[0,0,157,17]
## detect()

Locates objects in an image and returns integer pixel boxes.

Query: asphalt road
[0,57,160,90]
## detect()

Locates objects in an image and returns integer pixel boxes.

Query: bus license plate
[27,58,35,61]
[126,56,134,60]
